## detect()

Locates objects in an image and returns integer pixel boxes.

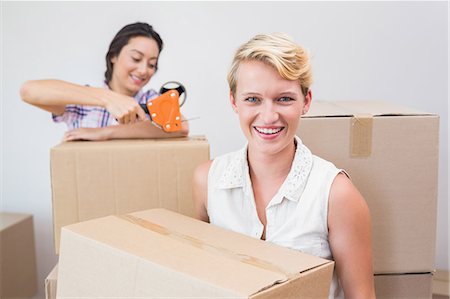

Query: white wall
[2,2,448,298]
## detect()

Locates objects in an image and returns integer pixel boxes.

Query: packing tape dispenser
[140,81,187,132]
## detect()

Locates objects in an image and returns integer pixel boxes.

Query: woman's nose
[137,62,148,75]
[260,101,279,124]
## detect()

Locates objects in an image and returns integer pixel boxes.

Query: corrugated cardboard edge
[45,264,58,299]
[303,100,437,118]
[50,145,81,254]
[50,135,209,151]
[251,262,334,299]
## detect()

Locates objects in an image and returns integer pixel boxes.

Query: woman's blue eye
[279,96,294,102]
[246,97,259,103]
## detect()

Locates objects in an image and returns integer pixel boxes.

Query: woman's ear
[111,56,117,64]
[229,91,238,113]
[302,89,312,115]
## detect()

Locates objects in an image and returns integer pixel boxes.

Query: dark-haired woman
[20,22,189,141]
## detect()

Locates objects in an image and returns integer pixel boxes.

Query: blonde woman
[193,33,375,299]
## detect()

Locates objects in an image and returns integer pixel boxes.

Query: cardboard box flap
[63,209,331,296]
[304,100,434,118]
[51,136,208,152]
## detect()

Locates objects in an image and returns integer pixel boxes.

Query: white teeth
[131,75,144,82]
[255,127,283,134]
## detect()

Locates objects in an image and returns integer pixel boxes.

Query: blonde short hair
[227,33,312,97]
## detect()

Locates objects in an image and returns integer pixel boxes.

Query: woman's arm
[328,173,376,299]
[63,118,189,141]
[192,160,212,222]
[20,79,146,124]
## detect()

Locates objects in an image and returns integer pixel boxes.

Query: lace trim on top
[216,146,247,189]
[216,136,313,202]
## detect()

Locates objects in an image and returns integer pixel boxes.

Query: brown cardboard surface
[45,264,58,299]
[375,273,433,299]
[433,270,450,296]
[297,101,439,274]
[50,136,210,253]
[57,209,334,298]
[0,213,38,299]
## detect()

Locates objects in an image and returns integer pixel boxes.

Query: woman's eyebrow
[130,49,144,55]
[241,91,262,96]
[279,91,299,97]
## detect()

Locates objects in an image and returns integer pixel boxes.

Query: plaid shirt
[52,85,158,130]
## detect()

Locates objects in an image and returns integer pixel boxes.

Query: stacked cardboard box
[297,100,439,298]
[0,212,37,299]
[56,209,335,298]
[374,273,433,299]
[50,136,210,253]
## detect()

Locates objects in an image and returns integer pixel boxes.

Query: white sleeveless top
[207,136,344,299]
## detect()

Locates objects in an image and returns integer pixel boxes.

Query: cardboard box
[0,212,37,299]
[374,273,433,299]
[50,136,210,253]
[297,101,439,274]
[433,270,450,297]
[57,209,334,298]
[45,264,58,299]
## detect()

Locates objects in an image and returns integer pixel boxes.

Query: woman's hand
[63,118,189,142]
[63,127,112,142]
[20,80,147,124]
[101,89,147,124]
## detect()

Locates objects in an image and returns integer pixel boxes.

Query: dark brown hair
[104,22,163,84]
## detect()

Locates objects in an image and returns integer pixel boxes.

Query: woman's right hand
[20,80,148,125]
[102,89,147,124]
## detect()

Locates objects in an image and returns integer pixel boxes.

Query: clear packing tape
[322,102,375,158]
[116,214,291,283]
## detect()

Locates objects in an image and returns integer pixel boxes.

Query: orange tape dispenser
[140,81,187,132]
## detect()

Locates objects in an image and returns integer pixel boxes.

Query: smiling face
[109,36,159,96]
[231,60,311,156]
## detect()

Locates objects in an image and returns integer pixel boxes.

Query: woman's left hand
[63,127,111,142]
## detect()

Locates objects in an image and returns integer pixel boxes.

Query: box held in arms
[57,209,334,298]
